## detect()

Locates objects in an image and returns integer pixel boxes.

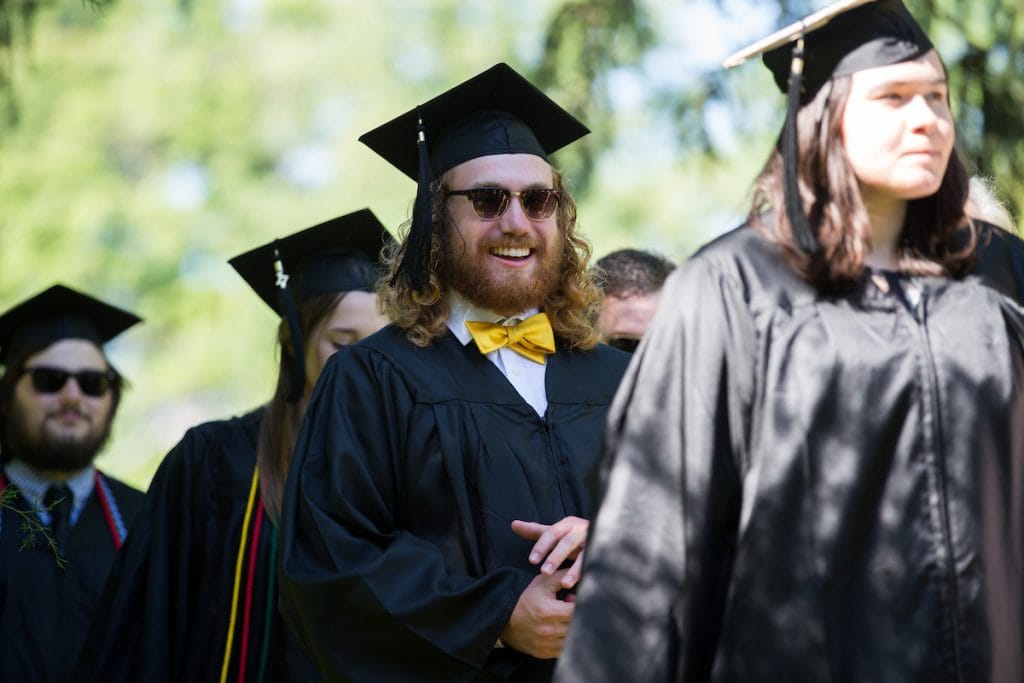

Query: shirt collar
[3,459,95,513]
[446,290,540,346]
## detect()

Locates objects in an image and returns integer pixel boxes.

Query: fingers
[511,517,590,574]
[510,519,546,541]
[560,551,585,589]
[536,524,587,575]
[511,519,560,566]
[502,571,577,659]
[537,571,576,619]
[548,597,575,621]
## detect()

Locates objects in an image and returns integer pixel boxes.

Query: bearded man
[279,63,629,683]
[0,284,145,683]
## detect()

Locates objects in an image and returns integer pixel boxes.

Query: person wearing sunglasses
[73,210,392,683]
[594,248,675,353]
[0,283,145,683]
[555,1,1024,682]
[278,63,629,683]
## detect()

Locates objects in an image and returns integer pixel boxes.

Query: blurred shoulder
[667,222,810,309]
[972,220,1024,303]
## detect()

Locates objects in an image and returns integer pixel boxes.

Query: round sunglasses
[445,187,561,221]
[19,366,117,397]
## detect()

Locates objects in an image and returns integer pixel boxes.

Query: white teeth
[491,247,531,258]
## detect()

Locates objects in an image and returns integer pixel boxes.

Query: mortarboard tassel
[391,110,434,292]
[782,35,818,255]
[272,244,307,402]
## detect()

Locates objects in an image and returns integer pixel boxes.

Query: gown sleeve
[279,345,535,683]
[973,222,1024,304]
[553,251,757,682]
[73,428,211,683]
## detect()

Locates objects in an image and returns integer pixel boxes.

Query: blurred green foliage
[912,0,1024,226]
[0,0,748,488]
[1,0,1019,488]
[538,0,1024,224]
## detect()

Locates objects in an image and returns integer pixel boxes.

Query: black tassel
[783,36,817,254]
[273,244,306,402]
[391,110,435,292]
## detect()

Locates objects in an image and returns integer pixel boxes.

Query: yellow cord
[220,465,260,683]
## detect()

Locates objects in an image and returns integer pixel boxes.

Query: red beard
[444,232,563,315]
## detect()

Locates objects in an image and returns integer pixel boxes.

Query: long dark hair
[749,73,975,293]
[255,291,343,523]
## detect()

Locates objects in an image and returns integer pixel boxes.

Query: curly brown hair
[749,72,975,292]
[380,167,602,350]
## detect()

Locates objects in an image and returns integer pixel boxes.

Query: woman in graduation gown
[73,209,392,683]
[555,2,1024,682]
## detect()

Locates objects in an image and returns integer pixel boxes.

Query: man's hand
[499,570,575,659]
[511,516,588,589]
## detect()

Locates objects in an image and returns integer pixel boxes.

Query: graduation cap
[723,0,934,253]
[359,62,589,292]
[0,284,141,367]
[228,208,393,401]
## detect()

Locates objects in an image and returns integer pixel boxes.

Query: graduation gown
[554,222,1024,683]
[73,409,321,683]
[279,325,629,683]
[0,470,143,683]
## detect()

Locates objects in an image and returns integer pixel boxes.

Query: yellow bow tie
[465,312,556,365]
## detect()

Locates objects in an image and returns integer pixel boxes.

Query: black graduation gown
[554,223,1024,683]
[279,325,629,683]
[0,471,143,683]
[73,410,321,683]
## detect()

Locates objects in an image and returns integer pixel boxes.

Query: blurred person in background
[73,209,392,683]
[594,248,675,353]
[0,284,145,683]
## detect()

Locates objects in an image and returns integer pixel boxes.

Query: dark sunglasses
[20,366,117,397]
[446,188,561,221]
[607,337,641,353]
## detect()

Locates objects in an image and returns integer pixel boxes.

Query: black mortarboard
[723,0,934,253]
[229,208,391,313]
[228,208,393,401]
[359,62,589,291]
[0,284,141,366]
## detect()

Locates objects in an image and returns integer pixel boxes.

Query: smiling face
[443,153,564,316]
[4,339,116,475]
[841,50,954,207]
